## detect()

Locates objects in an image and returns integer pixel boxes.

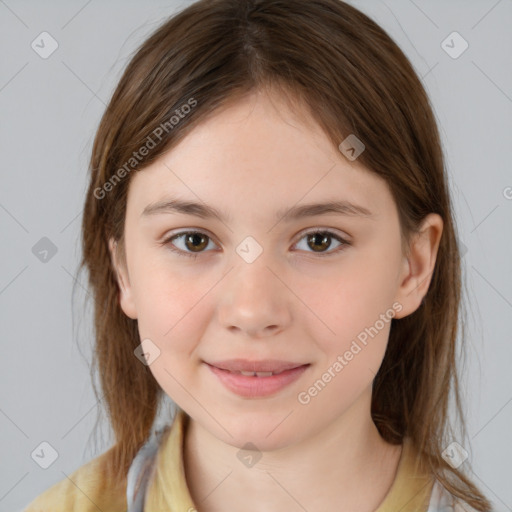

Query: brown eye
[294,229,350,257]
[163,231,216,258]
[307,232,332,252]
[183,232,209,252]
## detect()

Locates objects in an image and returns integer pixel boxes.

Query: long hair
[78,0,491,509]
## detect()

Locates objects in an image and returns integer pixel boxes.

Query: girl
[25,0,495,510]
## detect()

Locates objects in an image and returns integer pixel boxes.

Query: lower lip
[206,363,310,398]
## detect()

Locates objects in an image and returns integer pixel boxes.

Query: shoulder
[427,480,493,512]
[23,446,127,512]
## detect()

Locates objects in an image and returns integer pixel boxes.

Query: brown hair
[78,0,491,509]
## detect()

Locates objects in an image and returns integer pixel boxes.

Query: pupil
[187,233,207,251]
[310,233,330,252]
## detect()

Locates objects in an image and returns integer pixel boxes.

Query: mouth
[204,359,311,398]
[206,359,309,374]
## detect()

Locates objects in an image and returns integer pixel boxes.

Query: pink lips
[205,359,310,398]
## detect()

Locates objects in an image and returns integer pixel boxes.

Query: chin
[208,411,304,451]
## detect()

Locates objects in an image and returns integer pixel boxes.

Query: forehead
[126,89,395,223]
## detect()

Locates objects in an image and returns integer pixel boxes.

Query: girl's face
[110,88,439,450]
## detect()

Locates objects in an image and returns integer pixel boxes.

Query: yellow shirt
[24,409,435,511]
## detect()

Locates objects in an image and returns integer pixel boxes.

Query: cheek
[130,257,213,353]
[302,299,392,416]
[310,260,398,348]
[132,266,213,401]
[299,251,400,400]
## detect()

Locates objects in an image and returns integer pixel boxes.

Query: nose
[216,255,293,338]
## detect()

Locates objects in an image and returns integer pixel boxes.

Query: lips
[206,359,308,374]
[205,360,311,398]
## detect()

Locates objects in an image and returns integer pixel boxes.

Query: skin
[109,87,443,512]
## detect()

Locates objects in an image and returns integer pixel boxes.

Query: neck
[182,387,403,512]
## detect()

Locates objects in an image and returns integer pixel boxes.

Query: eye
[293,228,350,257]
[162,231,218,259]
[161,228,351,259]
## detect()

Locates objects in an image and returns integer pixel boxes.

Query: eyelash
[161,228,351,259]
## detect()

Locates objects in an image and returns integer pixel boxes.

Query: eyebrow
[140,197,375,223]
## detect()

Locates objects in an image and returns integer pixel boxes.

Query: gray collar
[126,425,171,511]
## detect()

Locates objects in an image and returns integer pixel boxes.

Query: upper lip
[206,359,309,373]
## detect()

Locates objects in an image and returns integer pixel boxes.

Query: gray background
[1,0,511,510]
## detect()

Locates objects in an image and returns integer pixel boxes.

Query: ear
[393,213,444,319]
[108,237,138,320]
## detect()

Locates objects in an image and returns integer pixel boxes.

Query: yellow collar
[376,436,434,511]
[144,408,195,510]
